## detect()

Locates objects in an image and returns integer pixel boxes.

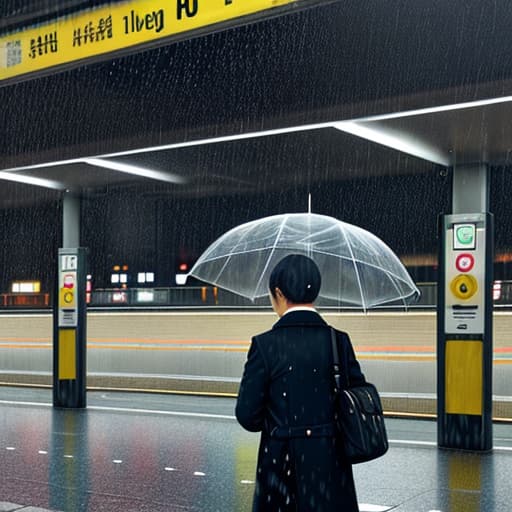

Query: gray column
[452,163,489,214]
[54,191,87,408]
[63,191,80,248]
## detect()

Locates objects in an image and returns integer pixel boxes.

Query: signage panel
[453,223,476,250]
[58,253,78,327]
[0,0,325,83]
[444,214,486,335]
[455,253,474,273]
[438,212,493,451]
[54,247,87,407]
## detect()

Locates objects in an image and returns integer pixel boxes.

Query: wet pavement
[0,387,511,511]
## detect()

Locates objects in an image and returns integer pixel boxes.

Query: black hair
[269,254,321,303]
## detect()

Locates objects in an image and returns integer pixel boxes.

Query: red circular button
[455,253,475,272]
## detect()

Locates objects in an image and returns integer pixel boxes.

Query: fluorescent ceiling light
[0,171,64,189]
[0,122,333,176]
[83,158,186,184]
[343,94,512,123]
[97,95,512,159]
[333,121,450,166]
[333,95,512,165]
[98,122,335,158]
[1,93,511,182]
[1,157,86,173]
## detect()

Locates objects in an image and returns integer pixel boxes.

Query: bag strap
[330,328,349,390]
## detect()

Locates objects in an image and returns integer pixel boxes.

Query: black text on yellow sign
[0,0,307,82]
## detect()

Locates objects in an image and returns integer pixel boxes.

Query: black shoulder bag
[330,328,388,464]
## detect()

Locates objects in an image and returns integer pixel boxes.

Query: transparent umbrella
[188,213,420,309]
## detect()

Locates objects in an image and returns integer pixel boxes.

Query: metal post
[53,192,87,408]
[437,163,493,450]
[62,191,80,248]
[452,164,489,214]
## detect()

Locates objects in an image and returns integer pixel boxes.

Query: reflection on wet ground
[1,391,255,512]
[0,389,511,511]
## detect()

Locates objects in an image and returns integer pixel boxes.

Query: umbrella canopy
[188,213,419,309]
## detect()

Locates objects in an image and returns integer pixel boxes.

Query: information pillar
[438,213,493,450]
[53,247,87,408]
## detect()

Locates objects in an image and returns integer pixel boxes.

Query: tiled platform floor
[1,388,511,512]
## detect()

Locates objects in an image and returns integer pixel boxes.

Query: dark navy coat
[235,310,366,512]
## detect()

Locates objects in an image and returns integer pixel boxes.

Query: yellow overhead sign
[0,0,310,83]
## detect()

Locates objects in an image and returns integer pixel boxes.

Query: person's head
[269,254,321,316]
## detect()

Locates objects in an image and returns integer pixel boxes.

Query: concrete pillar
[53,191,87,408]
[62,191,80,248]
[452,164,489,214]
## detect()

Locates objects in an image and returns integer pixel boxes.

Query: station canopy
[2,0,512,205]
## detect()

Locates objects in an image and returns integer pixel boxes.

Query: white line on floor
[89,404,235,420]
[0,400,235,420]
[1,399,511,451]
[389,439,437,447]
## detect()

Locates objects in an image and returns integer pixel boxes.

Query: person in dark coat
[236,254,366,512]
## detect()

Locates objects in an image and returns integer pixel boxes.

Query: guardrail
[1,281,512,310]
[89,286,260,308]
